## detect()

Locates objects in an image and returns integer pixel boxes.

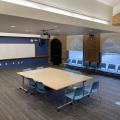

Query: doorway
[51,39,62,65]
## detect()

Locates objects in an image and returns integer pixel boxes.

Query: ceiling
[96,0,120,7]
[0,14,112,35]
[30,0,120,7]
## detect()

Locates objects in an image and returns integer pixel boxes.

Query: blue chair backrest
[28,78,36,87]
[22,68,35,88]
[91,62,97,68]
[73,87,84,99]
[77,60,82,64]
[91,81,99,92]
[23,68,32,72]
[36,67,44,69]
[117,65,120,71]
[36,82,46,94]
[65,59,71,63]
[100,63,106,68]
[108,64,116,70]
[84,61,89,66]
[71,59,76,64]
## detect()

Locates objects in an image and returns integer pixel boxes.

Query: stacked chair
[64,58,120,77]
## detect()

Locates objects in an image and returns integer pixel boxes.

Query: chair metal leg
[82,80,86,96]
[28,88,36,95]
[57,101,73,111]
[57,88,73,111]
[19,76,28,92]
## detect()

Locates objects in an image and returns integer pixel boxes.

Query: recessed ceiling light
[10,25,16,28]
[54,26,58,28]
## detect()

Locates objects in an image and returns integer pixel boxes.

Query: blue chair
[84,81,99,94]
[77,60,83,66]
[36,66,44,69]
[28,78,36,89]
[98,63,106,71]
[65,86,84,101]
[117,65,120,73]
[22,68,36,89]
[107,64,116,73]
[84,61,90,67]
[23,68,32,72]
[90,62,97,68]
[71,59,77,64]
[36,82,47,94]
[64,59,71,65]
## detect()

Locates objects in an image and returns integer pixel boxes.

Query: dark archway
[51,39,62,65]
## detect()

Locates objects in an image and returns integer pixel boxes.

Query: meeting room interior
[0,0,120,120]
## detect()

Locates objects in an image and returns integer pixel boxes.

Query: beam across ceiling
[0,0,120,34]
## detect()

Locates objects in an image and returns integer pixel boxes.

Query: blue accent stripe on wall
[0,37,48,68]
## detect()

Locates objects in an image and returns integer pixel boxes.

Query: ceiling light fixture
[2,0,109,24]
[10,25,16,28]
[54,26,58,28]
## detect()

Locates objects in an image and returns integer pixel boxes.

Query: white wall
[34,0,112,23]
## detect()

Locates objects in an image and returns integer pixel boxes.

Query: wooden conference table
[18,67,92,109]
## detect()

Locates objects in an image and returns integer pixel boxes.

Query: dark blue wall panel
[0,37,48,68]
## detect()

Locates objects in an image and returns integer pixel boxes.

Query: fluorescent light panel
[1,0,109,24]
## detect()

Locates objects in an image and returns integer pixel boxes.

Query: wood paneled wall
[83,34,100,64]
[112,13,120,25]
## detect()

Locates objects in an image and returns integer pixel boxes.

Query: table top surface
[17,67,92,90]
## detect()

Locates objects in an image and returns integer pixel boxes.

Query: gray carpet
[0,67,120,120]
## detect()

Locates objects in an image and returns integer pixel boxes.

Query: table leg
[19,76,28,92]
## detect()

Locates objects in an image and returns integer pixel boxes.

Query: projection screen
[0,44,35,60]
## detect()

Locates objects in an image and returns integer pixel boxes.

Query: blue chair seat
[97,67,107,72]
[65,91,84,100]
[84,86,98,93]
[65,87,84,102]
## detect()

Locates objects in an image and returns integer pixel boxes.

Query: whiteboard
[0,44,35,60]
